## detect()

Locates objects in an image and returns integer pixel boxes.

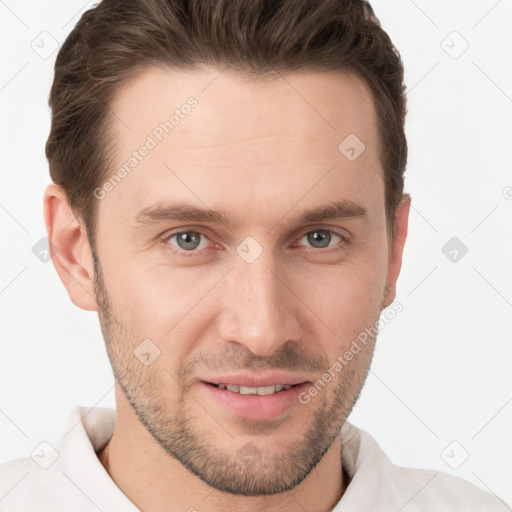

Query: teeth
[216,384,293,395]
[258,386,277,396]
[240,386,258,395]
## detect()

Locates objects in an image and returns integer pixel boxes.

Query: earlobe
[382,193,411,310]
[43,183,98,312]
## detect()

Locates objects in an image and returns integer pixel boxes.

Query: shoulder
[0,406,123,512]
[339,422,508,511]
[387,463,507,511]
[0,455,75,511]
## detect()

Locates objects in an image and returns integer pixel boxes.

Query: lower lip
[199,381,309,421]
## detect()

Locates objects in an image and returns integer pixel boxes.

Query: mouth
[200,380,311,421]
[206,382,298,395]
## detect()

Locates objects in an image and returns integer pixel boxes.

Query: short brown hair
[45,0,407,250]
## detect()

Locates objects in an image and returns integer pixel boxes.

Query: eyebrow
[133,199,369,230]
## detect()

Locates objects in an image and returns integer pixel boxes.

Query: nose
[217,250,303,358]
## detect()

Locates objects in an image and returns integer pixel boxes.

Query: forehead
[110,65,377,146]
[100,65,383,231]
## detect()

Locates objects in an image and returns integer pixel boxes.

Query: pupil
[308,230,330,248]
[178,232,200,250]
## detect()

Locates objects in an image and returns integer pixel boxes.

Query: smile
[212,384,293,395]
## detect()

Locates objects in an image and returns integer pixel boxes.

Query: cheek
[292,257,386,353]
[108,266,219,367]
[112,262,201,323]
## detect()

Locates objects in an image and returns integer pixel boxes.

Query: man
[0,0,508,510]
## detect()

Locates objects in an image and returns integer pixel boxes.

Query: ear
[43,183,98,311]
[382,193,411,309]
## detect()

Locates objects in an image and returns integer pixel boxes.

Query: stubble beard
[92,250,376,496]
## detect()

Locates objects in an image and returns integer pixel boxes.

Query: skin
[44,66,410,512]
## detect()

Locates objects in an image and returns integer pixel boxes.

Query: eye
[296,229,345,250]
[162,227,347,257]
[166,230,211,252]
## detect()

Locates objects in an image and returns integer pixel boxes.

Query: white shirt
[0,406,507,511]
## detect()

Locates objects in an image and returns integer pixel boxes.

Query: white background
[1,0,511,507]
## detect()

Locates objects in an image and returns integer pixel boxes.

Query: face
[92,66,398,496]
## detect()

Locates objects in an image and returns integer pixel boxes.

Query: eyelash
[160,228,349,258]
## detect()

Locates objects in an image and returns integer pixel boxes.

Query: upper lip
[202,372,310,388]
